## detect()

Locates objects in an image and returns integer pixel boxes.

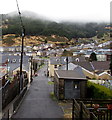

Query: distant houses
[48,57,74,77]
[1,46,32,52]
[48,56,111,80]
[73,49,112,61]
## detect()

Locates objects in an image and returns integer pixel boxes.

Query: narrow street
[12,65,63,119]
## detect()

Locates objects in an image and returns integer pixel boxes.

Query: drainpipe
[66,56,68,70]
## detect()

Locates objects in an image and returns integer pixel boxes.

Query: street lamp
[28,55,33,84]
[30,56,33,83]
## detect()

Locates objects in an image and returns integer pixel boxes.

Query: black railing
[2,80,19,109]
[2,78,28,109]
[13,86,27,112]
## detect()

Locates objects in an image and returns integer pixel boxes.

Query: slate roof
[50,57,73,65]
[55,69,86,80]
[72,56,86,61]
[73,61,94,72]
[8,63,20,72]
[73,61,110,74]
[59,63,78,70]
[92,61,110,71]
[1,55,30,72]
[1,55,29,64]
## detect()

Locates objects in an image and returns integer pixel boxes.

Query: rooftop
[55,69,86,80]
[50,57,75,65]
[73,61,110,74]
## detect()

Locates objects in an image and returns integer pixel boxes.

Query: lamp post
[31,56,33,83]
[28,53,34,85]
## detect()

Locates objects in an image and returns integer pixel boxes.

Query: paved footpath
[12,65,63,119]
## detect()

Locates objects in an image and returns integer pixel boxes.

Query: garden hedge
[87,81,112,99]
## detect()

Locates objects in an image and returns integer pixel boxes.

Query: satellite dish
[64,57,69,62]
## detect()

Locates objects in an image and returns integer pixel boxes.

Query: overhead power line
[16,0,24,30]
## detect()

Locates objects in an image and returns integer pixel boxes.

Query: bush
[3,36,15,46]
[87,81,112,99]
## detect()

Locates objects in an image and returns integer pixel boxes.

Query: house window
[74,82,79,89]
[54,65,57,68]
[12,59,16,63]
[74,84,78,89]
[58,65,62,69]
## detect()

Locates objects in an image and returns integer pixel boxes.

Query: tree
[3,14,107,39]
[44,39,47,44]
[89,52,97,62]
[97,32,104,38]
[62,50,73,56]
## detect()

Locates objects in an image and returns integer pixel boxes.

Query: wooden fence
[72,99,112,120]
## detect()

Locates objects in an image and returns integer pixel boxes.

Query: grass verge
[50,92,57,101]
[48,81,54,85]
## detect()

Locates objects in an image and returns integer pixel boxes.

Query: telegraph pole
[16,0,25,91]
[19,28,25,91]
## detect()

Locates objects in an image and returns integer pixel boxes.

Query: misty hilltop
[2,11,110,46]
[6,11,51,21]
[2,12,108,37]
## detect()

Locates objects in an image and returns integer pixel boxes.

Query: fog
[1,0,110,23]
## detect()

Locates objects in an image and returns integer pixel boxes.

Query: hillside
[2,13,108,35]
[1,11,110,46]
[2,34,69,46]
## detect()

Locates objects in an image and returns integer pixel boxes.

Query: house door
[73,81,80,98]
[64,80,80,99]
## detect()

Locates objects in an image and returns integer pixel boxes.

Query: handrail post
[107,110,108,120]
[72,99,75,120]
[80,102,83,120]
[110,110,112,120]
[90,112,93,120]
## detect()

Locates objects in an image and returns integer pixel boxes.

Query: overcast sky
[1,0,111,22]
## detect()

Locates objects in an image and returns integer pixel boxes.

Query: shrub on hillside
[87,81,112,99]
[3,36,15,46]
